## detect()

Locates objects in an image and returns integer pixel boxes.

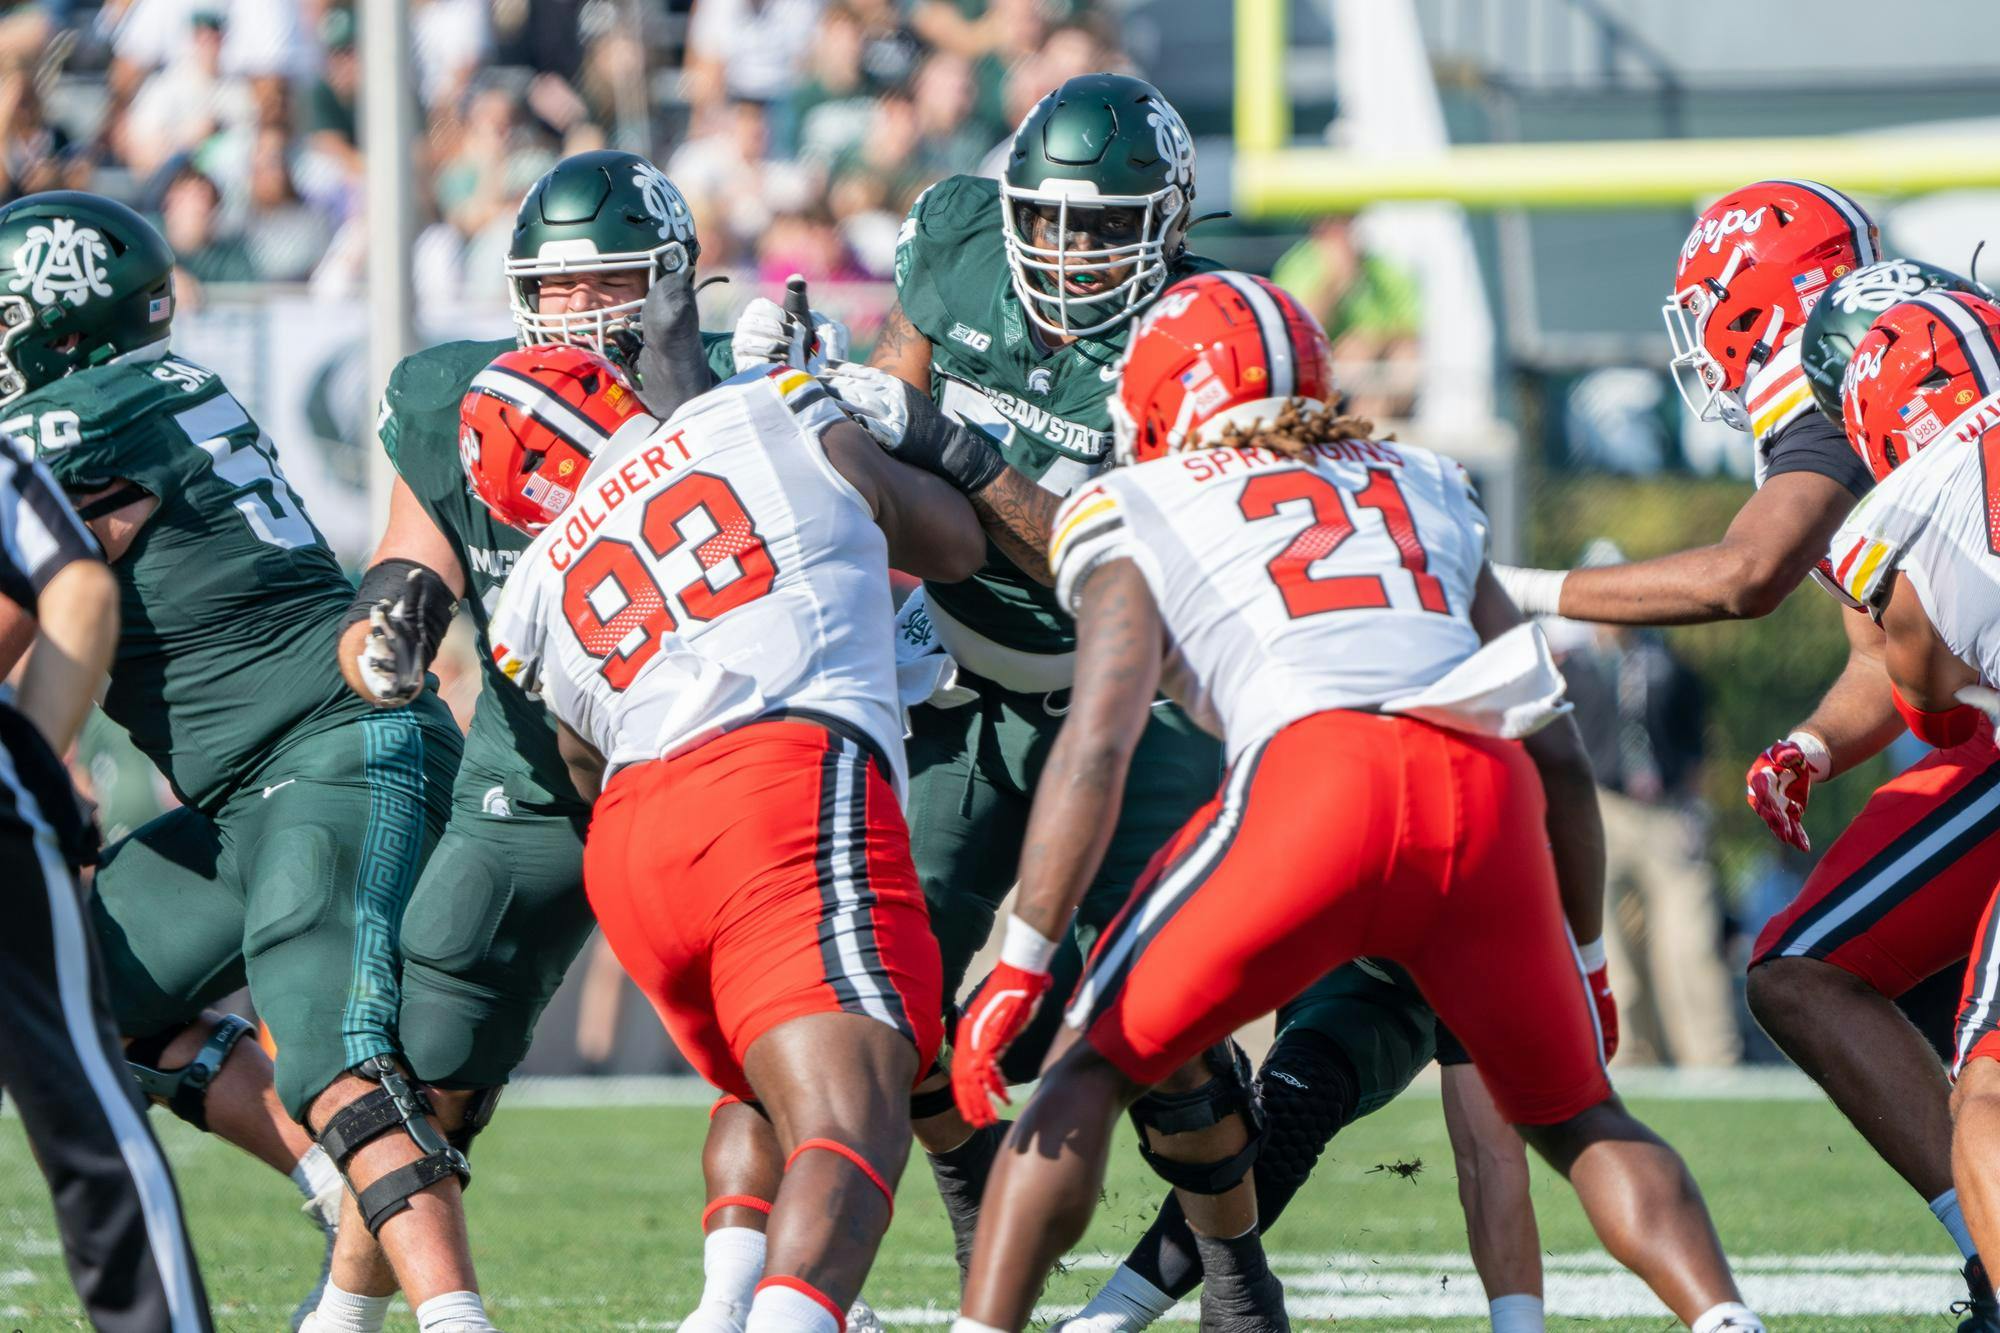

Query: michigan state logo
[10,218,112,308]
[1828,260,1936,317]
[633,164,695,246]
[1147,107,1196,190]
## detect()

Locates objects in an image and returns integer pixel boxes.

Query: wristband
[1785,730,1833,781]
[999,914,1059,974]
[1575,935,1606,973]
[1499,566,1569,617]
[936,420,1010,494]
[342,558,456,664]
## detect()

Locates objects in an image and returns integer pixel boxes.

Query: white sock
[1073,1263,1176,1328]
[1934,1187,1980,1261]
[699,1227,768,1319]
[415,1290,497,1332]
[291,1143,342,1201]
[1489,1292,1544,1333]
[745,1281,841,1333]
[312,1281,393,1333]
[950,1320,1010,1333]
[1690,1302,1764,1333]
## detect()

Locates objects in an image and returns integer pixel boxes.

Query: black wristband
[937,420,1009,493]
[342,559,456,666]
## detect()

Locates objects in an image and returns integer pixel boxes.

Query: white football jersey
[490,367,906,791]
[1828,430,2000,687]
[1049,438,1489,761]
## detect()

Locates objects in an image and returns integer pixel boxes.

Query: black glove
[621,259,715,419]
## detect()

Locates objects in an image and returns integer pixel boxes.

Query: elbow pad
[1891,684,1980,750]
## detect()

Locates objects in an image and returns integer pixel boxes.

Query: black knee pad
[443,1086,503,1156]
[1127,1040,1263,1195]
[318,1056,470,1236]
[1253,1027,1360,1225]
[126,1013,254,1132]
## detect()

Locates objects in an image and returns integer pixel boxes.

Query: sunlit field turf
[0,1079,1961,1330]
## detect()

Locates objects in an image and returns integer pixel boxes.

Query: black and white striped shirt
[0,430,100,612]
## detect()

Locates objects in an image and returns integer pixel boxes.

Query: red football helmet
[458,343,651,532]
[1664,179,1878,427]
[1110,271,1335,466]
[1840,290,2000,482]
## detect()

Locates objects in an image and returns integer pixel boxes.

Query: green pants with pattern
[906,674,1437,1098]
[395,761,595,1090]
[90,706,460,1119]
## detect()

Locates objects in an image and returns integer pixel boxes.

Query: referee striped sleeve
[0,434,101,611]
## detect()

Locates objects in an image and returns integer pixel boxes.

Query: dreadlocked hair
[1208,398,1384,458]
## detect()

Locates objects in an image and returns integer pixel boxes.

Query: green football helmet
[505,149,700,354]
[0,191,175,405]
[1001,73,1196,339]
[1801,256,1994,424]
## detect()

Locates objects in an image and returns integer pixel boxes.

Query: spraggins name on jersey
[1177,437,1413,484]
[540,429,695,572]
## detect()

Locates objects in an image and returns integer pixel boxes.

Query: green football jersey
[894,173,1217,654]
[15,354,378,811]
[380,332,736,813]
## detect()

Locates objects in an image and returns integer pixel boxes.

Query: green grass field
[0,1080,1963,1331]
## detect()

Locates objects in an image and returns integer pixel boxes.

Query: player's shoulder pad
[1824,443,1963,610]
[1051,473,1138,615]
[896,174,998,295]
[699,328,737,381]
[387,338,515,417]
[1747,340,1814,446]
[12,358,207,488]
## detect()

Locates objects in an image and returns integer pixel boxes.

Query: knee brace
[317,1056,471,1236]
[1253,1028,1360,1225]
[126,1013,254,1132]
[444,1085,502,1156]
[1127,1040,1264,1195]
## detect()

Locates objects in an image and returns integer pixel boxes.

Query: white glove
[819,362,914,449]
[731,297,849,372]
[1490,563,1570,618]
[355,602,423,706]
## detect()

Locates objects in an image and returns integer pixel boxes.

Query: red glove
[951,959,1053,1128]
[1586,961,1619,1062]
[1745,737,1821,853]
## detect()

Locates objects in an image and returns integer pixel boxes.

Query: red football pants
[583,719,942,1100]
[1066,709,1610,1125]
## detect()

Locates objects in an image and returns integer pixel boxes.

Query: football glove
[952,959,1052,1128]
[820,363,1007,493]
[353,569,436,707]
[730,296,848,372]
[1745,735,1828,853]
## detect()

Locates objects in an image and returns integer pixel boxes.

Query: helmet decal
[1828,259,1944,317]
[632,162,695,248]
[1678,206,1769,273]
[1148,107,1195,191]
[12,219,113,307]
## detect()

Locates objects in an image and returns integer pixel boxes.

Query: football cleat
[1663,179,1877,428]
[1838,290,2000,481]
[1955,1254,2000,1332]
[846,1297,886,1333]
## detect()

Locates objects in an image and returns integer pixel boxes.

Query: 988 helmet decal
[1663,179,1877,428]
[1109,270,1335,466]
[1838,290,2000,482]
[458,343,652,533]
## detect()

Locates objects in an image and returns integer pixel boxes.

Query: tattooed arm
[868,297,933,393]
[968,468,1061,587]
[1011,558,1165,940]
